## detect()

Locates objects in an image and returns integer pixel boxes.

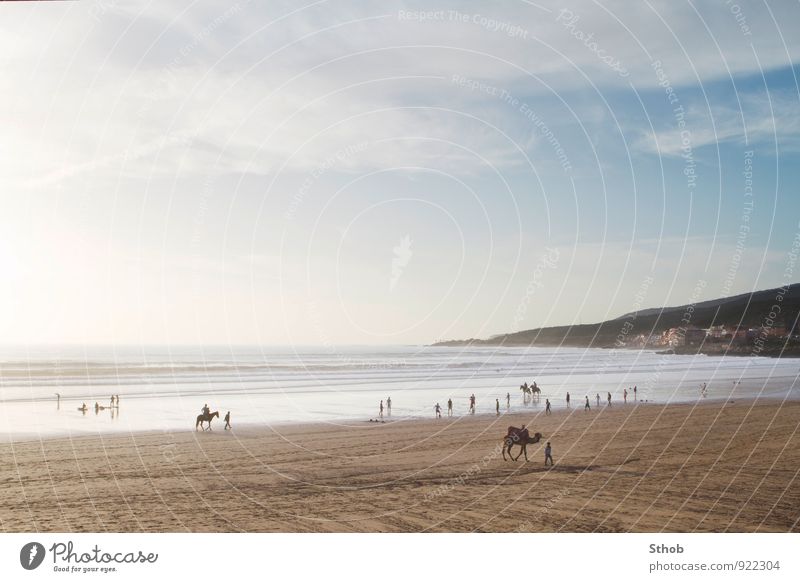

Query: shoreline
[1,394,795,445]
[2,398,799,532]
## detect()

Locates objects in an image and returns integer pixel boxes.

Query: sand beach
[1,399,798,533]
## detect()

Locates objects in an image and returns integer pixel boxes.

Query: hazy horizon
[3,0,799,347]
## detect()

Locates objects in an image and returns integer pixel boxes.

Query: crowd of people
[374,382,645,422]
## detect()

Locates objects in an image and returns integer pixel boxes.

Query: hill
[433,283,800,355]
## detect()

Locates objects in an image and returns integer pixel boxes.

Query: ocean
[1,344,798,441]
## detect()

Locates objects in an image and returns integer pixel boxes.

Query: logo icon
[390,234,413,291]
[20,542,46,570]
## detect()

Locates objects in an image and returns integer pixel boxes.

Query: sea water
[0,344,798,441]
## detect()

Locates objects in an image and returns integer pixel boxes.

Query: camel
[501,426,543,461]
[196,410,219,431]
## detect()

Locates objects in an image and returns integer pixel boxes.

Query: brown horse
[196,410,219,431]
[502,426,543,461]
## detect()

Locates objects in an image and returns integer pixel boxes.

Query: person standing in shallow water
[596,393,600,407]
[634,385,637,401]
[496,398,500,415]
[447,398,453,416]
[545,399,551,415]
[585,395,590,411]
[224,411,231,430]
[387,396,392,416]
[379,400,384,418]
[566,392,570,408]
[624,388,628,404]
[506,392,510,409]
[607,392,612,406]
[434,403,442,418]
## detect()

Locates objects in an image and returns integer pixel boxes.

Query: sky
[1,0,799,346]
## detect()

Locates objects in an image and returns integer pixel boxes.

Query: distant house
[684,328,707,346]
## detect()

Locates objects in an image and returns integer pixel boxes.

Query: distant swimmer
[447,398,453,416]
[585,395,590,411]
[544,441,554,466]
[545,399,551,415]
[434,403,442,419]
[566,392,571,408]
[224,411,231,430]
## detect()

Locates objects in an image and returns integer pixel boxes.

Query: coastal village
[628,322,800,350]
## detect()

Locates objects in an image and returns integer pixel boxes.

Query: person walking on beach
[545,398,551,415]
[379,400,384,418]
[544,441,553,466]
[447,398,453,416]
[607,392,612,406]
[224,411,231,430]
[469,394,476,414]
[596,393,600,407]
[585,395,590,411]
[566,392,571,408]
[623,388,628,404]
[496,398,500,415]
[387,396,392,416]
[434,403,442,419]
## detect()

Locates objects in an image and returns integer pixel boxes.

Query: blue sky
[1,0,799,345]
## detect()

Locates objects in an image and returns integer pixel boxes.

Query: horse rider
[202,403,210,416]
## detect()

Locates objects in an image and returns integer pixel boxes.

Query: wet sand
[1,399,798,532]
